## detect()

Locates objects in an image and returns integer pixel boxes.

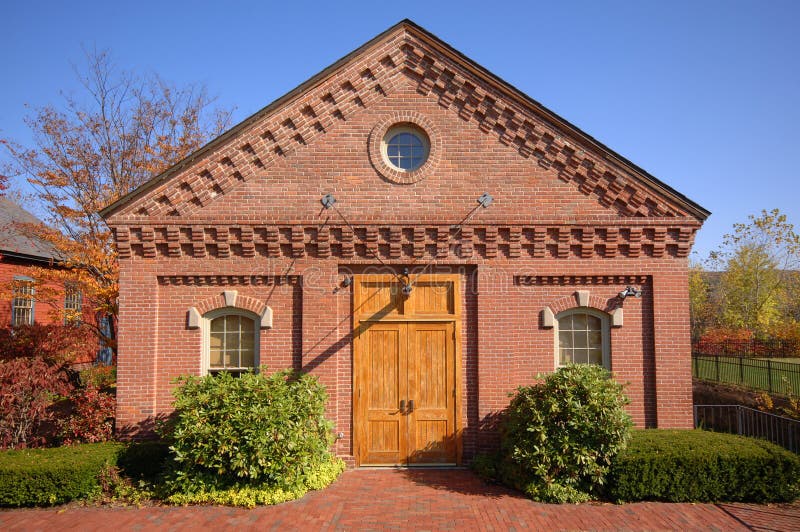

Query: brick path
[1,469,799,531]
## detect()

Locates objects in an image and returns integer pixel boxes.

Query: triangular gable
[101,20,708,223]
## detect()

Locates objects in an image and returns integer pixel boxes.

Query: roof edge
[100,18,709,222]
[398,21,710,221]
[0,250,61,264]
[100,19,414,219]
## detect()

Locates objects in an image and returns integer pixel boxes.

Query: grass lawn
[693,355,800,395]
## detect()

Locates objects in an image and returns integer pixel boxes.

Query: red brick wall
[115,259,693,458]
[109,26,702,458]
[0,258,67,326]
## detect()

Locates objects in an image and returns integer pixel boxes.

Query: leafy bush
[80,364,117,389]
[607,429,800,503]
[0,356,72,449]
[161,368,344,504]
[470,452,501,483]
[165,458,345,508]
[499,364,632,503]
[59,385,116,445]
[116,441,171,482]
[0,442,122,506]
[0,324,95,365]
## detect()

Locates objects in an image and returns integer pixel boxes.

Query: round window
[382,125,429,172]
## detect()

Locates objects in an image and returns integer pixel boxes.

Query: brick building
[0,197,80,327]
[101,20,708,466]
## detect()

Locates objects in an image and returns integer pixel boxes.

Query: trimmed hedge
[0,442,123,506]
[607,430,800,503]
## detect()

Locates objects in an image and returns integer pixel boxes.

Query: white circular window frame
[200,307,261,375]
[381,124,430,173]
[552,308,611,370]
[368,113,440,184]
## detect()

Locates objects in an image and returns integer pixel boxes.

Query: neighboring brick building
[101,20,709,465]
[0,197,78,327]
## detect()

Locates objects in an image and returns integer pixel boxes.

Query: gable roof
[100,19,709,222]
[0,197,61,262]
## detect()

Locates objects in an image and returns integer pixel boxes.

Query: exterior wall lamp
[618,286,643,299]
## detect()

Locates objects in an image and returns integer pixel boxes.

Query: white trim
[11,277,35,326]
[260,306,273,329]
[380,124,430,172]
[611,307,623,327]
[575,290,590,307]
[200,307,260,375]
[553,308,611,370]
[542,306,555,328]
[187,307,201,328]
[223,290,238,307]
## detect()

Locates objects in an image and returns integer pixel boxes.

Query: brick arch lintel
[542,290,622,328]
[187,290,273,329]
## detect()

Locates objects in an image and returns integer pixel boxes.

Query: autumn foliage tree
[692,209,800,343]
[1,50,231,356]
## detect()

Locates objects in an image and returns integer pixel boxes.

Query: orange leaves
[1,49,232,356]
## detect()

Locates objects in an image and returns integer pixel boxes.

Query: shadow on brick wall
[115,412,175,441]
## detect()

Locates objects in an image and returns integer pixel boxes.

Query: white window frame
[553,308,611,370]
[200,308,260,376]
[11,276,35,327]
[381,124,430,172]
[64,283,82,325]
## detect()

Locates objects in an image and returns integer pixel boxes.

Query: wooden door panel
[368,329,400,410]
[407,322,456,464]
[410,280,454,315]
[409,420,452,464]
[355,279,404,318]
[415,328,448,409]
[354,274,460,466]
[360,323,406,465]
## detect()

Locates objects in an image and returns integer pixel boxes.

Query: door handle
[408,399,415,413]
[400,400,406,413]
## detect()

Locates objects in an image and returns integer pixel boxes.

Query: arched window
[202,309,259,376]
[554,309,610,369]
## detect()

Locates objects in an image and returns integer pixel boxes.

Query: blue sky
[1,0,798,259]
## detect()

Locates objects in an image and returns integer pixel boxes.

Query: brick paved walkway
[1,469,799,531]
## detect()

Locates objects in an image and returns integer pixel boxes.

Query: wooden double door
[353,274,460,466]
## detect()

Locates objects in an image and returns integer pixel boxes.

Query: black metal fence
[692,338,800,358]
[692,353,800,394]
[694,404,800,453]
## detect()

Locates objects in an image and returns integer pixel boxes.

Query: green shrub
[165,458,345,508]
[607,429,800,503]
[470,452,501,483]
[162,368,343,503]
[117,441,171,482]
[0,442,122,506]
[499,364,632,503]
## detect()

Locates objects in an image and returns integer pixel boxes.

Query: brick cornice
[116,224,695,260]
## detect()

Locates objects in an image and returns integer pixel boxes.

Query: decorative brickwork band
[117,225,695,260]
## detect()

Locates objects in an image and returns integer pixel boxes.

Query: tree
[688,261,714,339]
[708,209,800,336]
[1,50,231,357]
